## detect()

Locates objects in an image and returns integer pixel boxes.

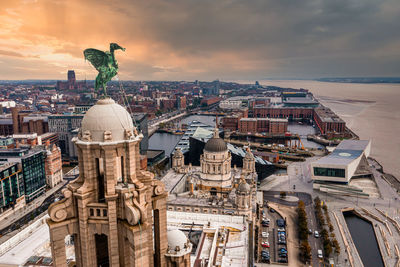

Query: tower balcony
[87,203,108,220]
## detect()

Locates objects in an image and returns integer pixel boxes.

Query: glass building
[0,148,46,203]
[0,162,24,213]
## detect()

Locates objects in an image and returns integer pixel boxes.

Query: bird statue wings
[84,43,125,96]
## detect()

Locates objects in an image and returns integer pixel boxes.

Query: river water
[149,115,216,157]
[243,80,400,179]
[343,211,384,267]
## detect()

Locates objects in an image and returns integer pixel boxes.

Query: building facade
[45,144,63,188]
[0,162,24,214]
[0,148,46,203]
[48,114,84,158]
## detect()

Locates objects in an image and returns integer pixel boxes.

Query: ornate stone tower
[236,176,252,217]
[165,229,192,267]
[172,147,185,172]
[47,98,168,267]
[199,129,232,195]
[242,146,256,174]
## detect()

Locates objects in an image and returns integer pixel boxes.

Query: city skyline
[0,0,399,80]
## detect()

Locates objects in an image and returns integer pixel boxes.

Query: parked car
[278,237,286,244]
[261,251,270,257]
[262,232,269,238]
[277,227,285,232]
[314,231,319,238]
[262,256,270,263]
[261,220,269,227]
[308,228,313,234]
[261,241,270,248]
[279,248,287,253]
[276,219,285,227]
[270,208,276,213]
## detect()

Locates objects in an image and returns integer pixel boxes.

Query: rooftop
[314,140,370,165]
[314,106,345,123]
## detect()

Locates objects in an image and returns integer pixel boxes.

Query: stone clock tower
[47,98,168,267]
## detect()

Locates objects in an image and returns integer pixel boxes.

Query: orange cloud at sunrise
[0,0,399,80]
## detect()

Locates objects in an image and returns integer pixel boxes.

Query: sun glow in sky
[0,0,399,80]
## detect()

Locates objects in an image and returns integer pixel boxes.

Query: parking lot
[258,203,288,265]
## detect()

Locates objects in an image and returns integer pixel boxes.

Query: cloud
[0,49,25,58]
[0,0,399,80]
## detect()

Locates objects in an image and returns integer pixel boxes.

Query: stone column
[49,229,67,267]
[125,142,137,183]
[103,147,120,266]
[153,197,168,267]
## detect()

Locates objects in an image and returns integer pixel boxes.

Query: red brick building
[313,107,346,136]
[11,108,48,135]
[177,96,187,109]
[161,99,176,110]
[238,118,257,133]
[253,106,314,120]
[238,118,288,134]
[201,97,221,106]
[269,119,288,133]
[44,144,63,188]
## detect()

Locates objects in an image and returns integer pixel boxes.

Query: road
[0,180,67,237]
[148,111,188,135]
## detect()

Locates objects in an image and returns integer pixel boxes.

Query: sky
[0,0,399,81]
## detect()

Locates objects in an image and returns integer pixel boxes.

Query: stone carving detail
[82,130,92,142]
[123,191,148,226]
[48,189,74,222]
[124,129,133,139]
[104,130,112,141]
[152,179,165,196]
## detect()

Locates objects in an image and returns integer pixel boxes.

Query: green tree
[299,241,312,263]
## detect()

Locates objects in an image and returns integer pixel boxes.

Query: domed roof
[237,179,251,193]
[204,129,227,153]
[80,98,134,142]
[167,229,192,255]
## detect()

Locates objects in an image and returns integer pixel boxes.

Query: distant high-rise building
[57,70,86,91]
[213,79,220,95]
[67,70,76,86]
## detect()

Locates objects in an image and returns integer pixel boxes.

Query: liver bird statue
[83,43,125,96]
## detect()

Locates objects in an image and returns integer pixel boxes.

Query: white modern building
[311,140,371,183]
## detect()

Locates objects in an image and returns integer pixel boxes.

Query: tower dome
[237,179,251,194]
[204,129,227,152]
[166,229,192,256]
[80,98,134,142]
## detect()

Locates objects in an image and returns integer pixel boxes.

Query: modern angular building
[311,140,371,184]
